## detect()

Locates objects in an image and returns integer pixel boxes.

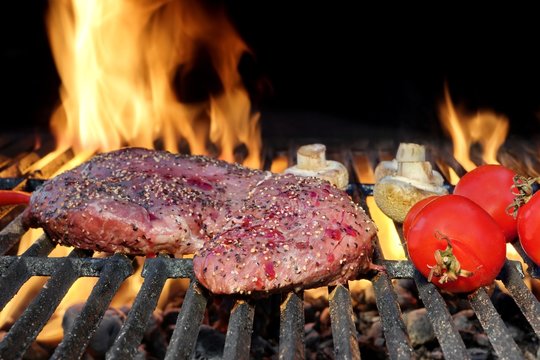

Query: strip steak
[23,148,376,294]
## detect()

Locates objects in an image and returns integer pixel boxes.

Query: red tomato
[402,196,439,238]
[517,192,540,266]
[453,164,517,242]
[406,194,506,293]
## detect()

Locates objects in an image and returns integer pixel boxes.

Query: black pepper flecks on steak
[23,147,377,295]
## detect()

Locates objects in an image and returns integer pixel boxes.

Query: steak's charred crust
[23,147,376,295]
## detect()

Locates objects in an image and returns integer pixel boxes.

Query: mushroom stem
[285,144,349,190]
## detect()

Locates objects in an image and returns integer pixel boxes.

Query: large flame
[439,85,509,174]
[47,0,261,168]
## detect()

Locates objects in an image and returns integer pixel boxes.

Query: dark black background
[2,1,539,138]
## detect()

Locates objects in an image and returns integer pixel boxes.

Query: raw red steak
[23,148,376,294]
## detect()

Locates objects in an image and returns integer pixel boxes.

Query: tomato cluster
[403,164,535,293]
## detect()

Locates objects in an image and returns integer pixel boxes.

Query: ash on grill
[1,136,540,360]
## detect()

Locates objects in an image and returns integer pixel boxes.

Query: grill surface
[0,138,539,359]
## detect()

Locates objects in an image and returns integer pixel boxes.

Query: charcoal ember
[318,307,332,337]
[451,309,485,346]
[192,325,225,360]
[205,296,236,333]
[393,280,418,311]
[304,322,320,349]
[473,333,490,348]
[252,295,280,339]
[364,316,384,347]
[249,334,276,358]
[119,307,167,358]
[312,338,335,360]
[466,347,490,360]
[142,311,168,359]
[161,307,181,338]
[452,309,476,332]
[350,284,377,311]
[403,308,435,347]
[63,304,126,358]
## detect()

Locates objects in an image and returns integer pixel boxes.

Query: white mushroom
[284,144,349,190]
[373,143,448,222]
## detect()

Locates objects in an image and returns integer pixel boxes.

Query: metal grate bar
[0,214,26,255]
[329,284,361,359]
[165,281,208,360]
[414,271,470,360]
[372,272,413,359]
[278,291,305,359]
[52,254,133,360]
[512,241,540,278]
[0,248,91,359]
[0,256,140,277]
[0,234,55,310]
[155,257,194,278]
[107,255,170,359]
[469,288,524,360]
[497,260,540,338]
[222,300,256,360]
[383,260,415,278]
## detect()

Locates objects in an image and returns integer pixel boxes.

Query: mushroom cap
[285,160,349,190]
[373,176,448,223]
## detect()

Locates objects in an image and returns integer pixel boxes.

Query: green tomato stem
[427,231,473,284]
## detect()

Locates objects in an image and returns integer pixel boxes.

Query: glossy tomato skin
[517,192,540,266]
[406,194,506,293]
[453,164,517,242]
[402,196,439,239]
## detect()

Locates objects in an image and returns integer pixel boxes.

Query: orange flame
[47,0,261,168]
[353,154,405,261]
[439,85,509,173]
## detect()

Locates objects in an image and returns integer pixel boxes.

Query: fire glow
[47,0,261,168]
[439,84,509,178]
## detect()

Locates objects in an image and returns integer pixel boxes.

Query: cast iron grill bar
[413,267,471,359]
[329,284,362,359]
[222,300,256,360]
[0,248,92,359]
[348,157,414,359]
[52,254,133,360]
[107,255,171,359]
[468,288,524,359]
[0,214,26,255]
[371,272,414,359]
[0,234,55,310]
[497,260,540,337]
[165,281,208,360]
[278,291,305,359]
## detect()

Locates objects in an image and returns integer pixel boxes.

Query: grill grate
[0,140,539,359]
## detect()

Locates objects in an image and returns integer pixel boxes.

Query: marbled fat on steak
[23,148,376,294]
